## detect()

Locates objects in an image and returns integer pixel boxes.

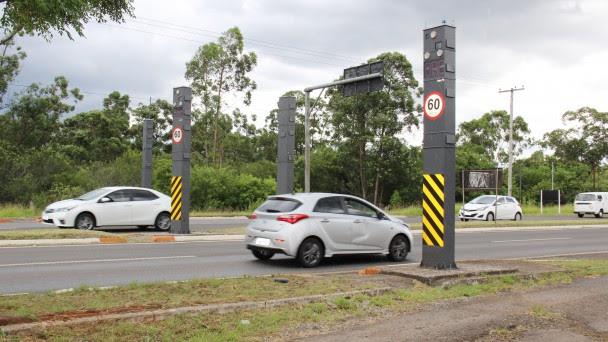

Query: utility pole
[551,161,555,190]
[498,86,524,196]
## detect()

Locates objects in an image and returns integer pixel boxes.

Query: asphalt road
[1,227,607,294]
[0,214,596,232]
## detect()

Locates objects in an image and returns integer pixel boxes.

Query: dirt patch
[0,218,14,224]
[0,315,34,325]
[35,304,163,323]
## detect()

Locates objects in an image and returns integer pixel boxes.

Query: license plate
[254,237,271,247]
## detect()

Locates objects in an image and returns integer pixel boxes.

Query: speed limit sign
[423,91,446,121]
[172,127,183,144]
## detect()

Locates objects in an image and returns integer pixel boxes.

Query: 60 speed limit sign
[172,127,183,144]
[423,91,446,121]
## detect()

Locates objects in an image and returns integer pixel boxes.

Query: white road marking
[491,237,572,243]
[0,255,197,268]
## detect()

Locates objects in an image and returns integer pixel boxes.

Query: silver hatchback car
[245,193,413,267]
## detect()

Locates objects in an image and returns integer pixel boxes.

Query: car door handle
[353,219,362,224]
[320,219,330,223]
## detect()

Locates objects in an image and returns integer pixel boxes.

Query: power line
[104,23,345,68]
[133,16,360,63]
[7,83,153,103]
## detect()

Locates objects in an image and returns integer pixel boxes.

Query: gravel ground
[295,255,608,342]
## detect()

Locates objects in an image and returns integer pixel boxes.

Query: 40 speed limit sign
[423,91,446,121]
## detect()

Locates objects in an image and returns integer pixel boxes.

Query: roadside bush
[190,166,275,210]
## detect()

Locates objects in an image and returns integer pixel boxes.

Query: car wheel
[595,209,603,218]
[577,213,584,218]
[514,212,522,221]
[387,235,409,262]
[155,212,171,231]
[252,249,275,260]
[75,213,95,230]
[486,212,495,221]
[297,238,324,268]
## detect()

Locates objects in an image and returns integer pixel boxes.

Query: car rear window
[257,198,301,213]
[576,194,597,201]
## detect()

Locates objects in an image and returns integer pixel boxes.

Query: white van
[574,192,608,218]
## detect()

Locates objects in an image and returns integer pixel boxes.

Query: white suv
[245,193,413,267]
[459,195,523,221]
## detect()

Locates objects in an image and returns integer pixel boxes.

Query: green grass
[190,209,250,217]
[0,204,40,219]
[0,229,113,240]
[16,258,608,341]
[0,274,382,321]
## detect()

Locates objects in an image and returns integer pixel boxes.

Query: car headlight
[55,206,76,212]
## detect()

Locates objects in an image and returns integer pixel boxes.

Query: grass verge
[0,229,114,240]
[5,258,608,341]
[0,205,40,219]
[0,274,383,322]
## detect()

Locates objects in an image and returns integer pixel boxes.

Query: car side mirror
[99,197,112,203]
[377,212,386,220]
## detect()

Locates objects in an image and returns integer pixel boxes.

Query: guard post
[170,87,192,234]
[141,118,153,188]
[277,96,296,194]
[421,25,457,269]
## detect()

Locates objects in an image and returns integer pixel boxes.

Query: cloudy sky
[10,0,608,146]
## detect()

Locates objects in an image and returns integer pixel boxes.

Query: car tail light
[277,214,309,224]
[248,213,257,220]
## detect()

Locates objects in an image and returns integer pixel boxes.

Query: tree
[185,26,257,167]
[327,52,420,204]
[0,0,134,46]
[0,40,25,105]
[543,107,608,189]
[457,110,531,164]
[130,99,173,152]
[59,91,131,162]
[0,76,82,149]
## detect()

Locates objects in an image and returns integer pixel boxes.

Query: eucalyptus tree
[326,52,420,204]
[457,110,531,165]
[185,27,257,167]
[543,107,608,189]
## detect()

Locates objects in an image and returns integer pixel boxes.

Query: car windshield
[470,196,496,205]
[76,188,110,201]
[575,193,597,201]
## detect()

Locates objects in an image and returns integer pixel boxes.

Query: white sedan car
[42,187,172,230]
[245,193,413,267]
[459,195,523,221]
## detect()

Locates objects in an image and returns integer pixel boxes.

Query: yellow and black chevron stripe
[171,176,183,220]
[422,173,445,247]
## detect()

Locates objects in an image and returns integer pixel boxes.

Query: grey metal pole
[551,161,555,190]
[304,91,311,193]
[499,86,524,197]
[508,90,514,196]
[141,119,153,189]
[301,72,382,194]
